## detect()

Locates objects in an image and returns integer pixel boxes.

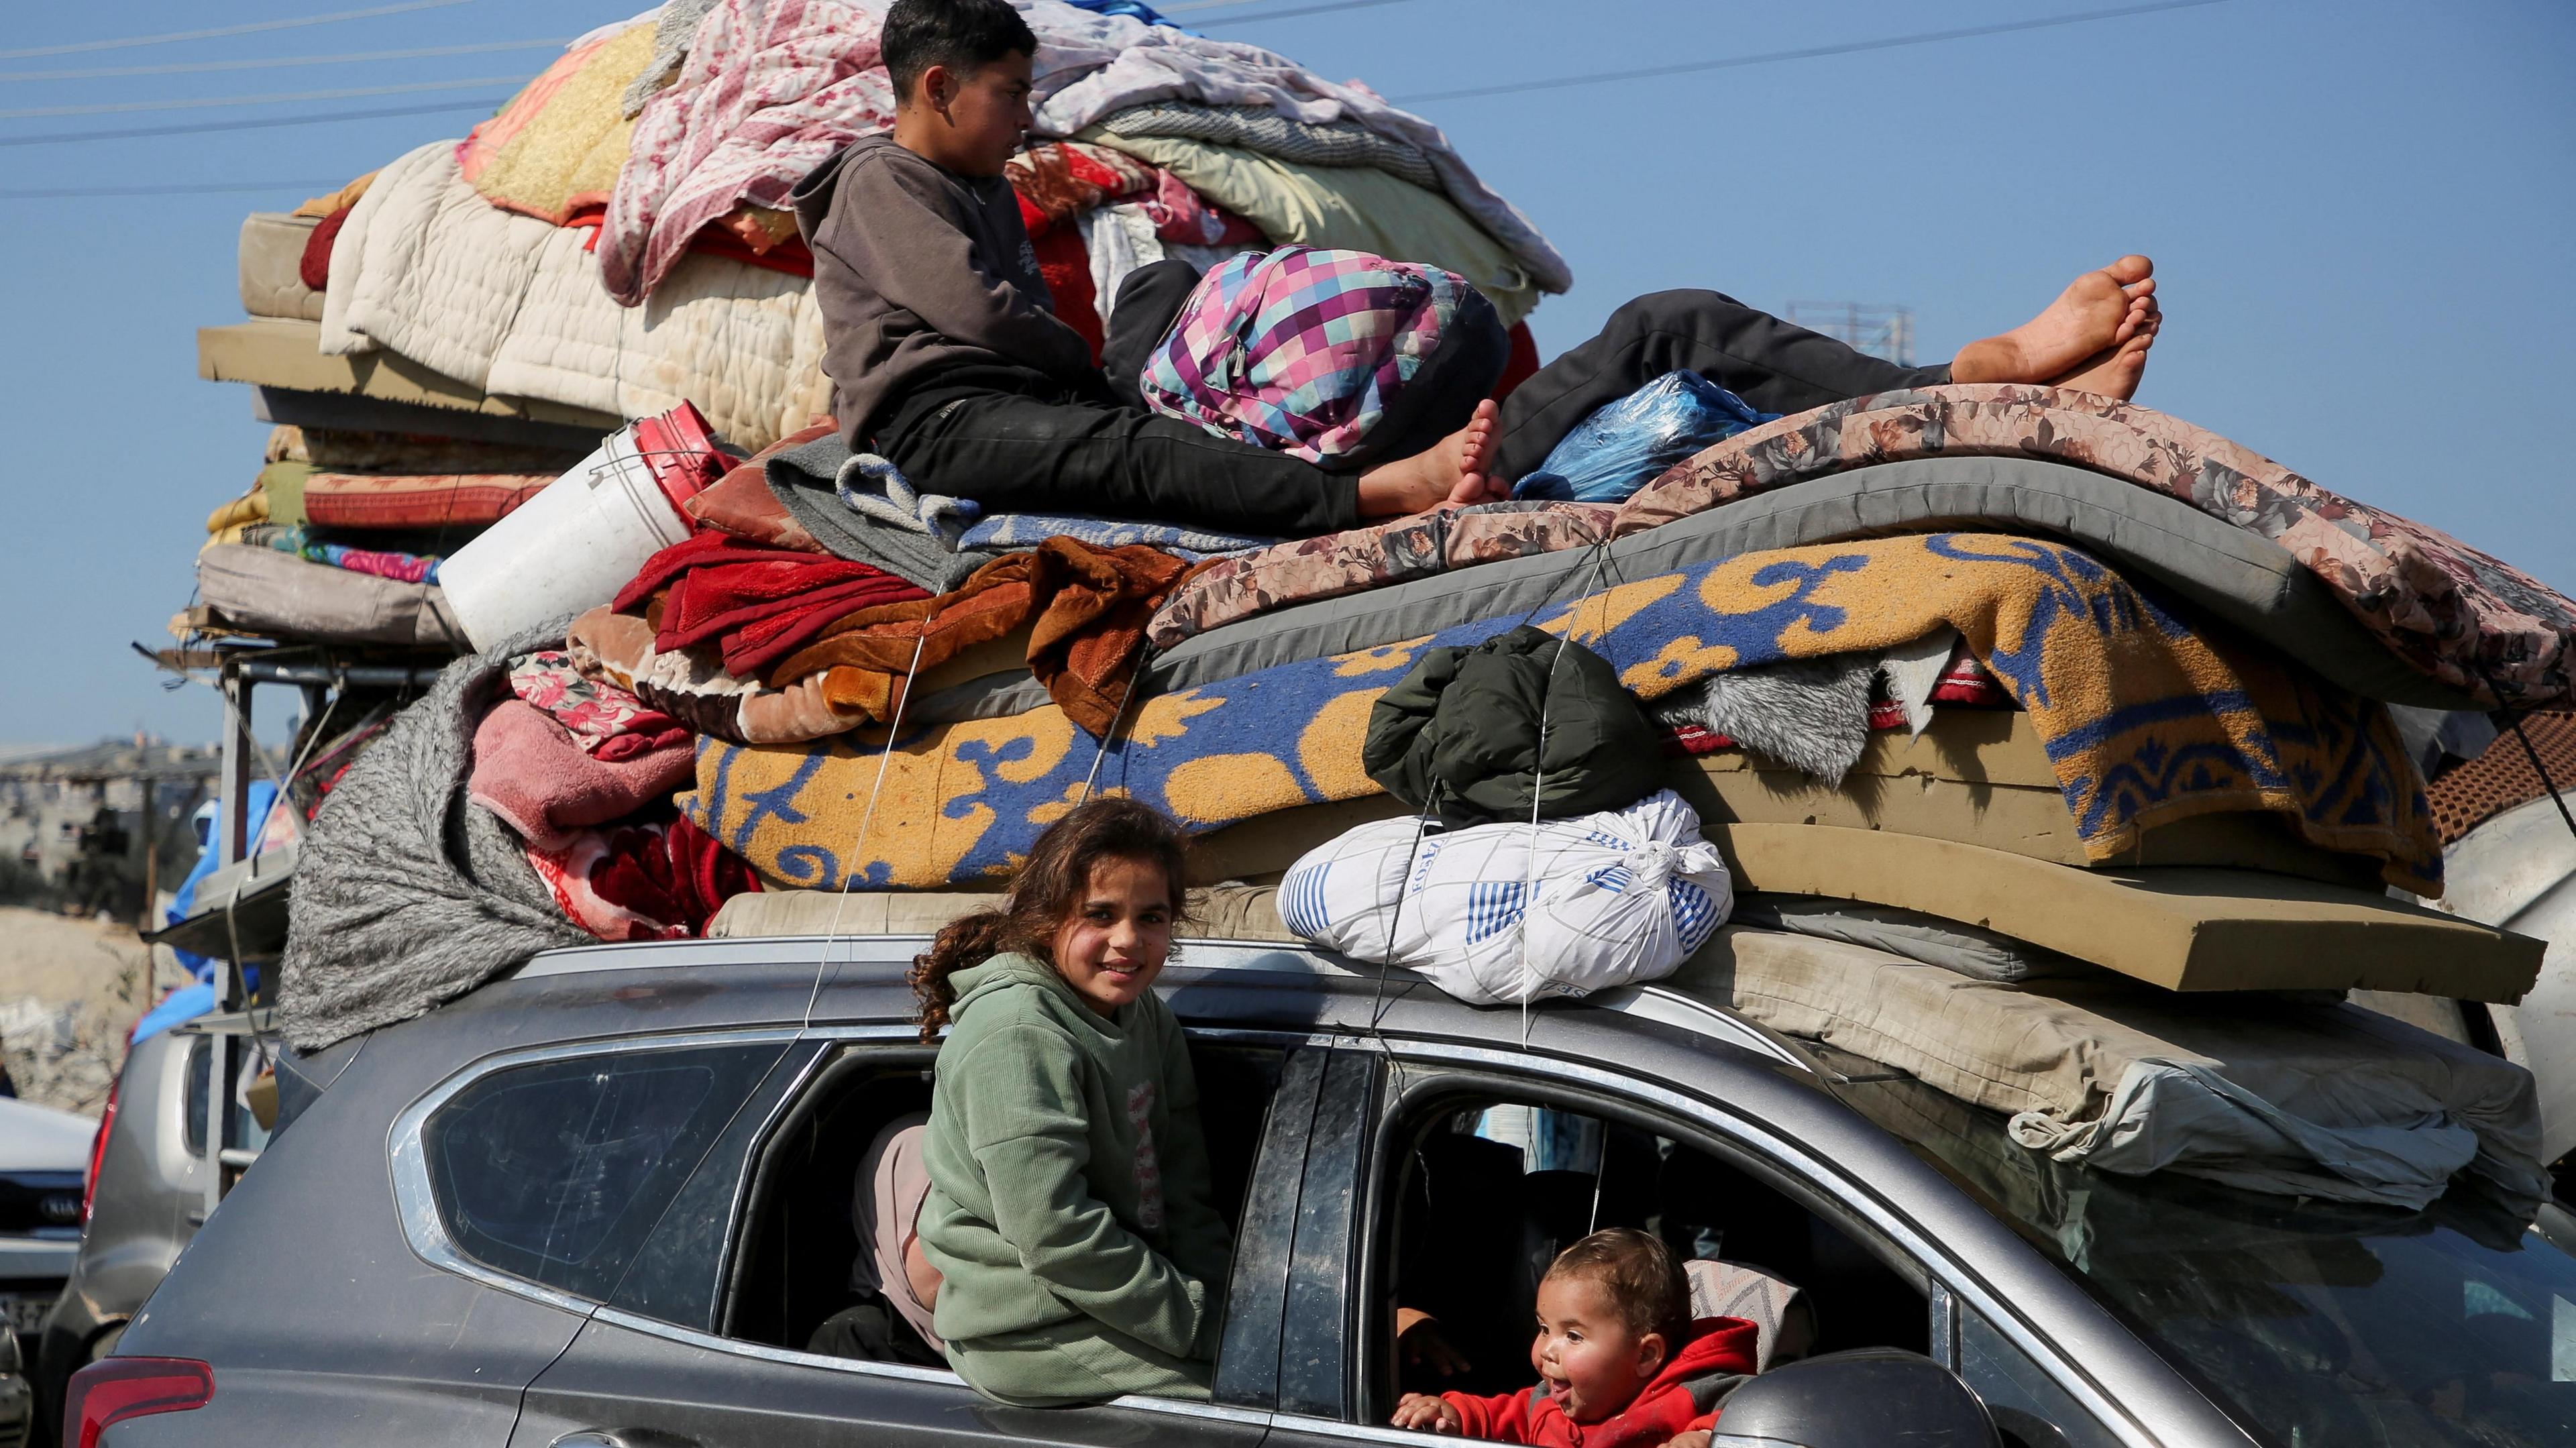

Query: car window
[1958,1304,2125,1448]
[1366,1080,1927,1420]
[421,1041,788,1302]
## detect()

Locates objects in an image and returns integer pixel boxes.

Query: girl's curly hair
[908,796,1193,1040]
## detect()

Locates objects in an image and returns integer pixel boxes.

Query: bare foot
[1356,400,1502,517]
[2052,327,2157,400]
[1951,256,2156,385]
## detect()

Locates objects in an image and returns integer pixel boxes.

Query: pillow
[684,421,834,551]
[1140,245,1505,471]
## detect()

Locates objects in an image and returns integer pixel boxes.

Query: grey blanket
[274,622,592,1052]
[765,435,1010,593]
[1095,101,1440,189]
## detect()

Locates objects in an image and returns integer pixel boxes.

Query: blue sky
[1,0,2569,746]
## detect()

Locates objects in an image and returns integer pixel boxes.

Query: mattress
[239,212,323,323]
[1681,925,2546,1207]
[195,543,466,649]
[1710,824,2540,1000]
[1144,454,2488,712]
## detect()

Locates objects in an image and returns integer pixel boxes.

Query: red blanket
[615,532,928,678]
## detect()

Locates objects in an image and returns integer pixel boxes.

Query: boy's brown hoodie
[792,134,1106,447]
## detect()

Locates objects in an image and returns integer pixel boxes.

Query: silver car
[74,934,2576,1446]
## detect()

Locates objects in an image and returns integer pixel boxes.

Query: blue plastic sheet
[1511,372,1779,504]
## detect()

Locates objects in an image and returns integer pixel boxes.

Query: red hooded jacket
[1439,1316,1761,1448]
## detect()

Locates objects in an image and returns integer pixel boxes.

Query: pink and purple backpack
[1139,246,1507,471]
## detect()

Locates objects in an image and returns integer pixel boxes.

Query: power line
[0,73,533,119]
[1395,0,2226,104]
[0,1,477,61]
[1198,0,1416,23]
[0,96,510,148]
[0,180,352,201]
[0,38,572,84]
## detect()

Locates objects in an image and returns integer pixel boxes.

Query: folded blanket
[610,531,930,678]
[956,510,1274,560]
[692,533,2438,893]
[301,470,553,531]
[1094,100,1440,188]
[508,648,684,759]
[526,810,761,942]
[467,698,698,850]
[572,606,862,746]
[1008,139,1159,235]
[765,443,1012,594]
[769,537,1192,737]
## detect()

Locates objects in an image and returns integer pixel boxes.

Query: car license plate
[0,1295,52,1333]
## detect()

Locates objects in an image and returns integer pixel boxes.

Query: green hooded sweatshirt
[918,953,1233,1404]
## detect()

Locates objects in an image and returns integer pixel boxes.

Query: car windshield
[1829,1052,2576,1447]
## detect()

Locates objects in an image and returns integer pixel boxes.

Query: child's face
[1527,1272,1668,1424]
[910,49,1035,177]
[1048,855,1174,1015]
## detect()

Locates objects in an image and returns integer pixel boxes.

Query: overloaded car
[74,932,2576,1447]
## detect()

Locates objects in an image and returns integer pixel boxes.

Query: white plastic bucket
[439,427,695,653]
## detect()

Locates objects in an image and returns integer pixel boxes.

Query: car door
[1250,1032,2185,1448]
[505,1027,1328,1448]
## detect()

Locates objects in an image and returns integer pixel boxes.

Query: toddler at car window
[906,796,1232,1406]
[1393,1228,1759,1448]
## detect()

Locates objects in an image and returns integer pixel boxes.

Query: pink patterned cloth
[508,650,684,758]
[600,0,894,306]
[1618,385,2576,710]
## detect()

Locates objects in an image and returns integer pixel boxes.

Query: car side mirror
[1707,1347,2001,1448]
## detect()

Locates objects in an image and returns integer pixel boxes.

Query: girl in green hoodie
[908,797,1234,1406]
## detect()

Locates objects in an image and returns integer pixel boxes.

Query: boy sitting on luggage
[794,0,1503,542]
[1392,1229,1760,1447]
[797,0,2160,542]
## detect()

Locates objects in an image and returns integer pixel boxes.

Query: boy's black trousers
[873,272,1952,538]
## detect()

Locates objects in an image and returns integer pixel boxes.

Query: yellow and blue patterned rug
[686,533,2439,893]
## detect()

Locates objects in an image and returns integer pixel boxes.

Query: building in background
[0,740,220,922]
[1786,301,1916,368]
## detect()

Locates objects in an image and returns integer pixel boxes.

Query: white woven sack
[1277,789,1733,1005]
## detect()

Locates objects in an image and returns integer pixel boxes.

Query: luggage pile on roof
[165,1,2576,1201]
[185,0,1558,655]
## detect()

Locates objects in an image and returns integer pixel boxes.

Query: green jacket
[1363,624,1663,826]
[918,953,1233,1370]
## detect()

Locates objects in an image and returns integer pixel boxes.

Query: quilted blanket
[687,533,2438,894]
[321,141,831,453]
[599,0,1567,306]
[456,21,655,225]
[1150,384,2576,711]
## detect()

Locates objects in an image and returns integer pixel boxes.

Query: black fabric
[876,381,1362,539]
[806,1298,946,1367]
[1362,625,1664,826]
[873,254,1364,539]
[1338,282,1508,473]
[1495,288,1951,483]
[1098,258,1203,412]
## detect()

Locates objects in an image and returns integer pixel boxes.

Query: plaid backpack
[1139,245,1507,471]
